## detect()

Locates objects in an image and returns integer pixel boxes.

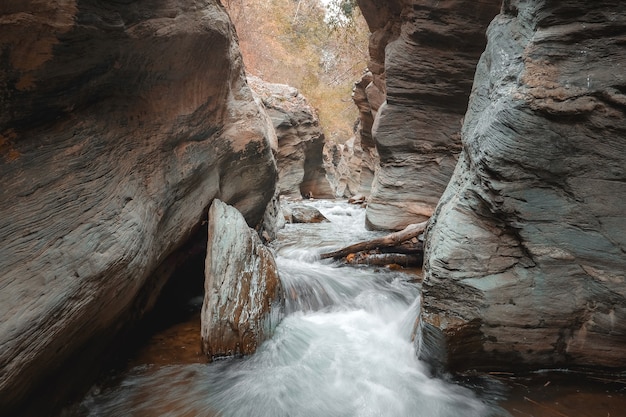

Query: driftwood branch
[345,253,422,267]
[319,221,428,260]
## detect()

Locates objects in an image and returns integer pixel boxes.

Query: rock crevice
[356,0,501,230]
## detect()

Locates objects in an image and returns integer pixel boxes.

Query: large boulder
[284,203,330,224]
[356,0,501,230]
[420,0,626,373]
[248,76,334,199]
[0,0,277,412]
[201,200,284,360]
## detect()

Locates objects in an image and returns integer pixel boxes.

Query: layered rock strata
[356,0,501,230]
[201,200,284,360]
[421,0,626,372]
[0,0,277,412]
[248,76,334,199]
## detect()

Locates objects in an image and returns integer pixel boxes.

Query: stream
[62,200,624,417]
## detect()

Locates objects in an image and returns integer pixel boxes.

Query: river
[61,200,624,417]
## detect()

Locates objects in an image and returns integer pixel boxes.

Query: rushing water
[67,200,508,417]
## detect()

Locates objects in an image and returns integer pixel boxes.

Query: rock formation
[356,0,501,230]
[283,203,330,224]
[201,200,284,360]
[248,76,334,199]
[0,0,277,412]
[324,70,385,199]
[421,0,626,373]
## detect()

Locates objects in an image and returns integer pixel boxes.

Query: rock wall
[421,0,626,372]
[248,76,334,199]
[356,0,501,230]
[0,0,277,412]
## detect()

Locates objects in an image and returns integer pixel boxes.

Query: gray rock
[0,0,277,411]
[356,0,501,230]
[420,0,626,373]
[201,200,284,360]
[286,204,330,224]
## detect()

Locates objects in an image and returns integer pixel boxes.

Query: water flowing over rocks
[0,0,277,412]
[201,200,284,360]
[421,0,626,373]
[248,76,334,199]
[356,0,501,230]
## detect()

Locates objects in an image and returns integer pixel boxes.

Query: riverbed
[61,200,626,417]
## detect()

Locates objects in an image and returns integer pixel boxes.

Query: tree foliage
[223,0,369,143]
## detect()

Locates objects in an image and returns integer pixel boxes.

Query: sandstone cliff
[248,76,334,199]
[0,0,277,412]
[356,0,501,230]
[421,0,626,373]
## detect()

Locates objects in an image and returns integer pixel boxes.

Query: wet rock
[421,0,626,373]
[201,200,284,360]
[286,204,330,224]
[248,76,334,199]
[348,194,367,205]
[356,0,501,230]
[0,0,277,411]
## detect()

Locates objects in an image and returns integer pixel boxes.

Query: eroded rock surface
[323,132,377,198]
[421,0,626,372]
[248,76,334,199]
[0,0,277,411]
[201,200,284,359]
[356,0,500,230]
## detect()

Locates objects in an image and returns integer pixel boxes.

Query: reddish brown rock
[0,0,277,412]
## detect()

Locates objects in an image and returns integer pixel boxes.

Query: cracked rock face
[0,0,277,411]
[357,0,501,230]
[420,0,626,372]
[201,200,284,360]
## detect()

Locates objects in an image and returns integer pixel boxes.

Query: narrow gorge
[1,0,625,416]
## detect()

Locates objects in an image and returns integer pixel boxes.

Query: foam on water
[73,200,508,417]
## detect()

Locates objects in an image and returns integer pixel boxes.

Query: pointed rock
[201,199,284,360]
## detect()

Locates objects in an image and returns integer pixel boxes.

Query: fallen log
[346,253,423,267]
[319,221,428,260]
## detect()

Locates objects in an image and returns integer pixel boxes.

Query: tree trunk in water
[319,221,427,262]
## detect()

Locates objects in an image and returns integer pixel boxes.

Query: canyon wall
[0,0,277,412]
[248,76,334,199]
[421,1,626,372]
[356,0,501,230]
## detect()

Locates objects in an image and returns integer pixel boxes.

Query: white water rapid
[71,200,508,417]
